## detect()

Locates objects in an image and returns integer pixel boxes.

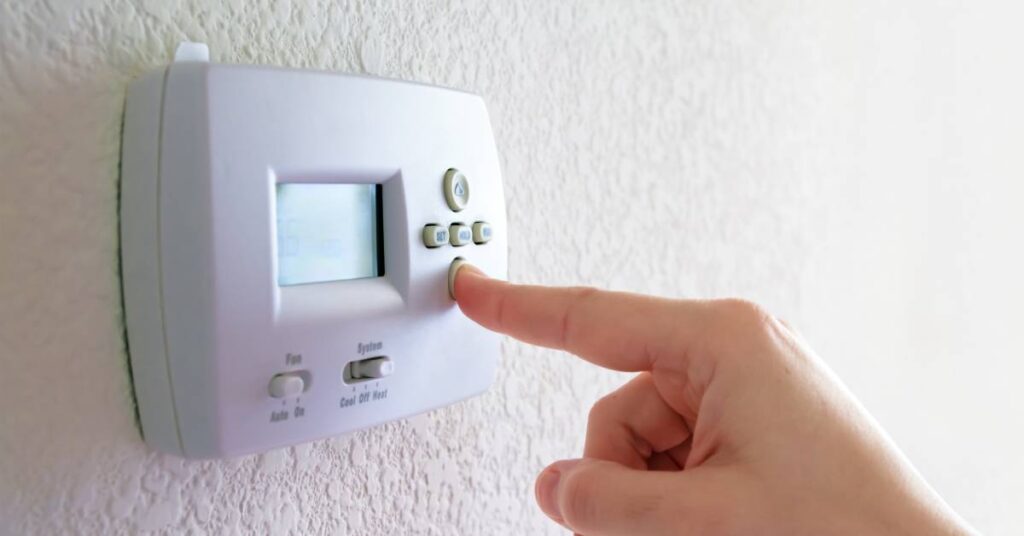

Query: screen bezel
[269,169,408,326]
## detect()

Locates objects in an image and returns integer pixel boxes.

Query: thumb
[535,458,703,536]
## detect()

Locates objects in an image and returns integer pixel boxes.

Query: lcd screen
[275,183,384,286]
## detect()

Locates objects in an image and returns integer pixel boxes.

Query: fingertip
[452,261,493,306]
[535,459,581,525]
[458,262,486,279]
[535,465,563,523]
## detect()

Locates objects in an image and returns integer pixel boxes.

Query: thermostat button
[422,225,449,248]
[448,257,468,299]
[472,222,492,244]
[268,373,305,399]
[449,224,473,246]
[443,168,470,211]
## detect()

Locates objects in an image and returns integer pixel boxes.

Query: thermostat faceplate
[120,53,507,458]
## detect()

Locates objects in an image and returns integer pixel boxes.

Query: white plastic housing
[120,59,507,459]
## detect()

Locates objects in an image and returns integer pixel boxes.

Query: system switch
[348,357,394,380]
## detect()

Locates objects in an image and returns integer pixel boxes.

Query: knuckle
[586,393,618,425]
[714,298,774,334]
[560,462,664,532]
[715,297,767,318]
[621,492,664,527]
[561,286,600,345]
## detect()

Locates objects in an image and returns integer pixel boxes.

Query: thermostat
[120,44,507,459]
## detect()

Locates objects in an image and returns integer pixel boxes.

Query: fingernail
[536,459,581,523]
[459,263,485,277]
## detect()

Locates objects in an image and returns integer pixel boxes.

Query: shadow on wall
[0,17,411,533]
[1,33,126,516]
[0,22,192,523]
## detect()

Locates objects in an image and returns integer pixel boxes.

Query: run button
[472,222,492,244]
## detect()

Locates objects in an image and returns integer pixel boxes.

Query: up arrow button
[443,168,471,211]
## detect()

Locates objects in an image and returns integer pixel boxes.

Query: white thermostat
[120,44,507,459]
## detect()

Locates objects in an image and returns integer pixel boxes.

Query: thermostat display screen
[275,183,384,286]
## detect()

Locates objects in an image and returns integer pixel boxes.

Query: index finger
[453,264,709,372]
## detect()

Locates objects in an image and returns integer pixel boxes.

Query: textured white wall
[1,1,1022,534]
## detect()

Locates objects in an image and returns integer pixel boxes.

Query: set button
[422,225,449,248]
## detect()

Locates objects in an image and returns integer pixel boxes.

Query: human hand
[454,265,975,536]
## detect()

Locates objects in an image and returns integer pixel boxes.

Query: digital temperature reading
[275,183,384,286]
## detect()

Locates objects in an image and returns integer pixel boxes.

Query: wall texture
[1,1,1022,534]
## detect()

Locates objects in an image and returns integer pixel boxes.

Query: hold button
[449,223,473,246]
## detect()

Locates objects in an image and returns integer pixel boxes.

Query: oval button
[443,168,470,211]
[449,223,472,246]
